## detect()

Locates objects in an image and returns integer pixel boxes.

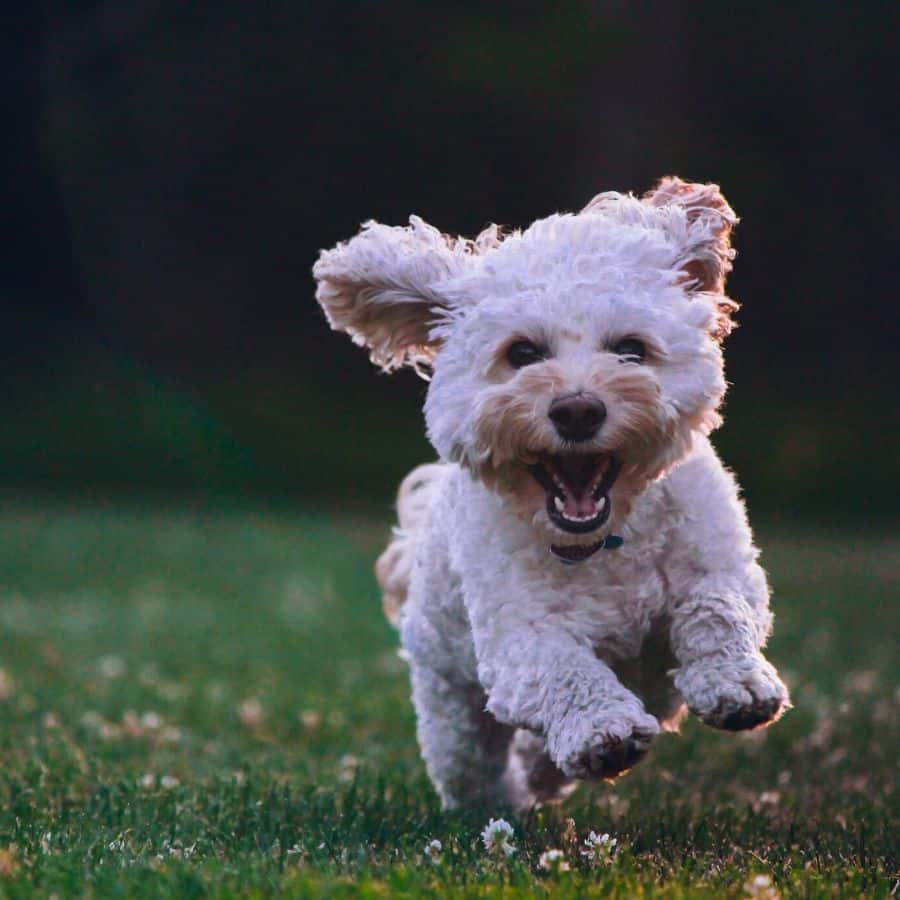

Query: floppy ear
[314,216,469,373]
[642,176,738,295]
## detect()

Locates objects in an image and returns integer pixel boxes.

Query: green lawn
[0,499,896,897]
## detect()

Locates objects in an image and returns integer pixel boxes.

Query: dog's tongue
[562,491,599,519]
[556,455,601,518]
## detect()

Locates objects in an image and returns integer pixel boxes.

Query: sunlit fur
[314,176,789,812]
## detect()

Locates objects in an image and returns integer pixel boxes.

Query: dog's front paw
[549,706,660,780]
[675,654,789,731]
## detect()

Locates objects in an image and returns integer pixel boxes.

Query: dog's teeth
[554,496,565,513]
[597,496,607,510]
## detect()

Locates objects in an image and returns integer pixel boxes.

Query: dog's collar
[550,534,624,564]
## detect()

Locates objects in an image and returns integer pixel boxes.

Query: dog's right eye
[506,340,545,368]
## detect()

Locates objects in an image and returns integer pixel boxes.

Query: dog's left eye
[506,340,545,368]
[612,338,646,362]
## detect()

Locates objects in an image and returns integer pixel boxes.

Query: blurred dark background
[4,1,898,518]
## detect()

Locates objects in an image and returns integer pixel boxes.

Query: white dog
[314,177,789,811]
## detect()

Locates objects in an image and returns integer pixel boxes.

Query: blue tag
[602,535,624,550]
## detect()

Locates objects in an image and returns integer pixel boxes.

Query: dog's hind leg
[408,663,515,811]
[503,730,576,812]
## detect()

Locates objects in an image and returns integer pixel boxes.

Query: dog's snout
[548,393,606,442]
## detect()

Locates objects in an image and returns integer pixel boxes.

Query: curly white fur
[314,176,789,812]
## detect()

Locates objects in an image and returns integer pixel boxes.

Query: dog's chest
[449,471,677,659]
[531,547,670,659]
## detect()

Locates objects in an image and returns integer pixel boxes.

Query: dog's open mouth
[528,453,620,535]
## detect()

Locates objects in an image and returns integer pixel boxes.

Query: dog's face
[315,178,738,560]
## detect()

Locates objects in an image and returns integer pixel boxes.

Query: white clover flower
[238,698,264,729]
[107,836,127,853]
[424,838,442,862]
[538,848,570,871]
[299,710,321,730]
[160,726,182,744]
[139,773,156,789]
[581,831,618,863]
[337,754,361,783]
[80,710,104,730]
[160,774,180,789]
[98,655,126,679]
[140,711,162,730]
[481,818,516,857]
[159,725,181,744]
[744,873,780,899]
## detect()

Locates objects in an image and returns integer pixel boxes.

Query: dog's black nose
[548,393,606,442]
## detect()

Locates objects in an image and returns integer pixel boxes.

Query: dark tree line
[5,2,898,394]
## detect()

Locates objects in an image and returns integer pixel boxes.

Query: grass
[0,498,896,897]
